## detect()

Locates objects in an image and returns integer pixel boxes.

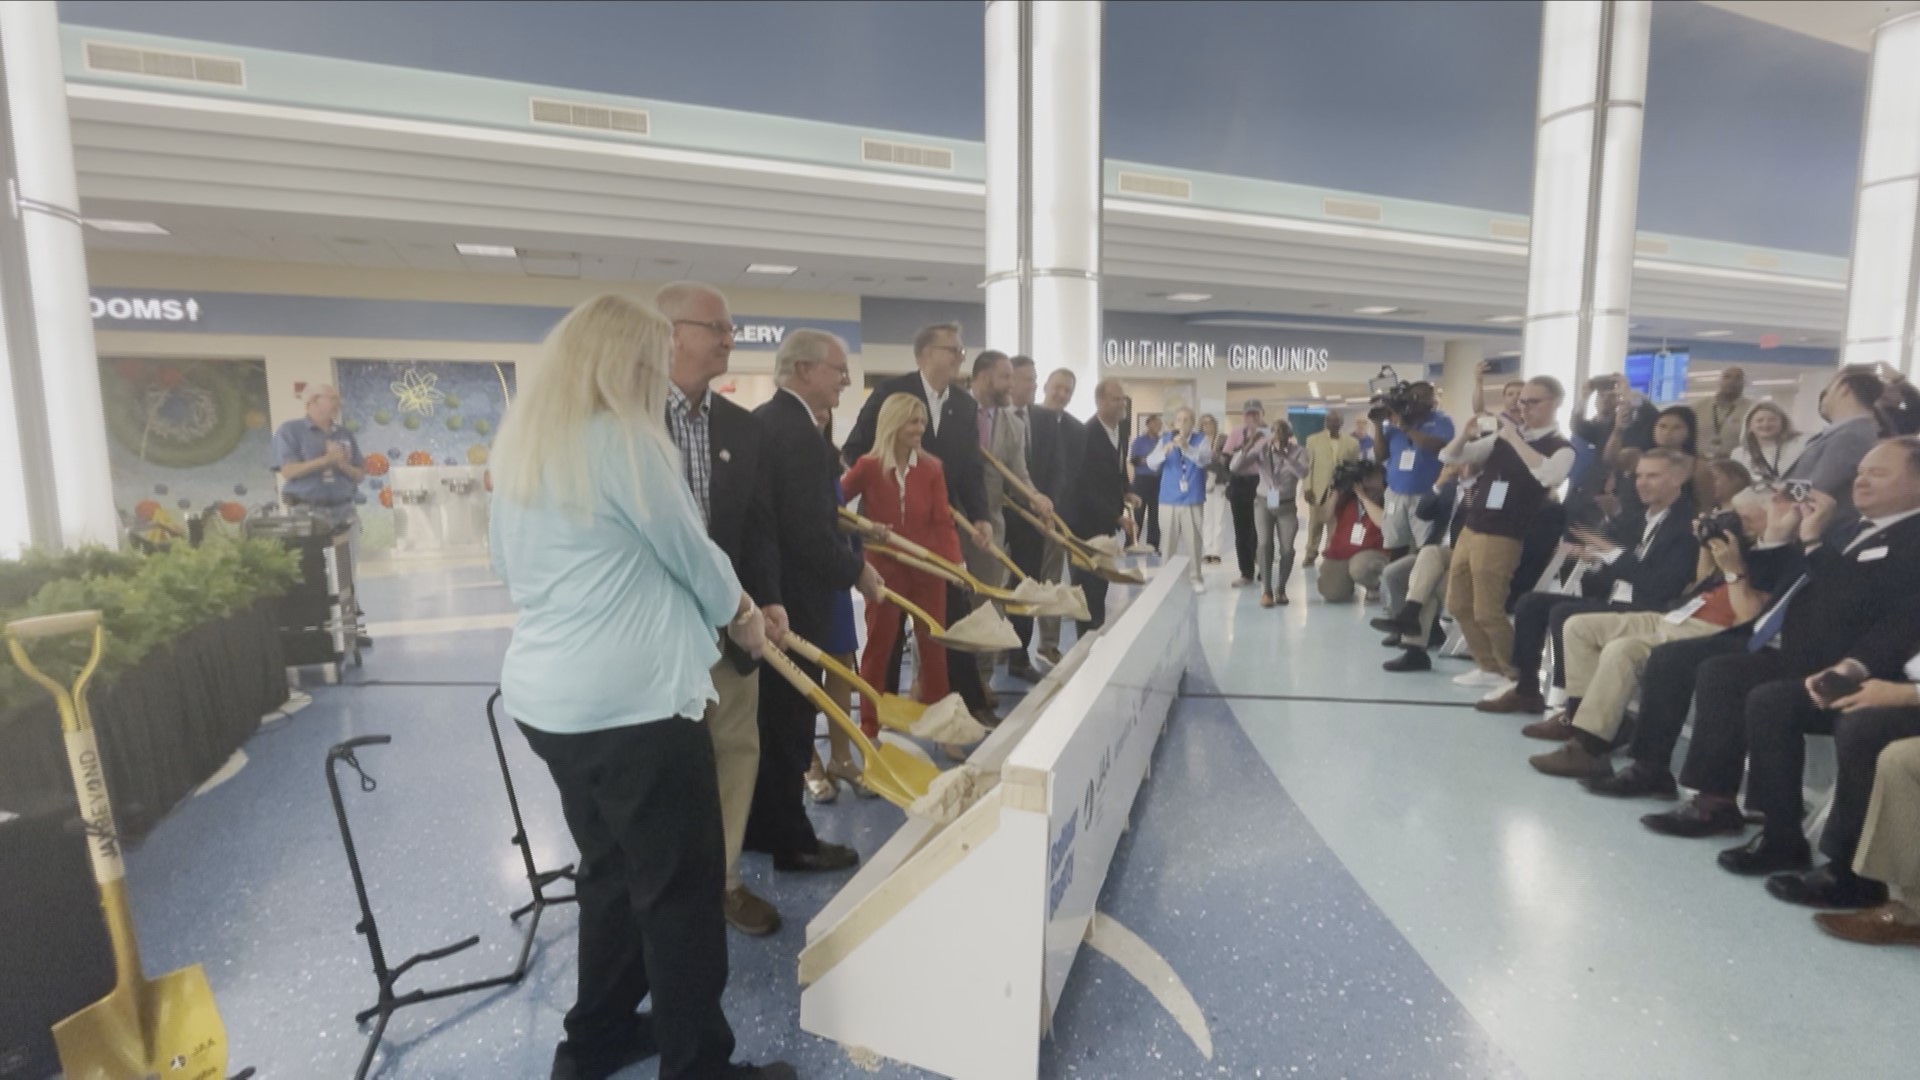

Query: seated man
[1480,448,1701,717]
[1376,462,1477,673]
[1815,737,1920,946]
[1641,438,1920,861]
[1317,459,1388,603]
[1529,490,1774,780]
[1763,610,1920,911]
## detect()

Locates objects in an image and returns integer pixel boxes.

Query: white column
[0,0,118,549]
[1439,339,1484,422]
[985,0,1103,418]
[1841,12,1920,377]
[1520,0,1651,426]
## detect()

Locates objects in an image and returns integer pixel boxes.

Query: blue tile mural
[98,357,278,542]
[333,358,516,550]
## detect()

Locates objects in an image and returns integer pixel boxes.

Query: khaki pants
[1563,611,1721,740]
[704,659,760,891]
[1036,539,1069,653]
[1317,549,1388,603]
[1857,737,1920,892]
[1303,492,1331,562]
[1381,544,1452,645]
[1444,528,1525,676]
[1161,503,1207,584]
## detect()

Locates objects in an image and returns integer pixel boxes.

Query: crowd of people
[482,282,1920,1079]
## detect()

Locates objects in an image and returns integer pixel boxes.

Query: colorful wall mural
[333,359,516,550]
[99,357,278,542]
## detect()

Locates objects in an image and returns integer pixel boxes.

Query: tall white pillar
[1841,12,1920,377]
[1439,339,1484,422]
[0,0,118,549]
[984,0,1103,418]
[1520,0,1651,426]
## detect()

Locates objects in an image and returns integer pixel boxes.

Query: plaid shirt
[665,383,713,526]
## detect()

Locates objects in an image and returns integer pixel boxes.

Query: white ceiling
[1702,0,1920,51]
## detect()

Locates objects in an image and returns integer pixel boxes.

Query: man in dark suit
[1034,367,1083,665]
[1642,438,1920,872]
[844,322,996,718]
[1066,377,1133,634]
[1479,448,1701,716]
[747,329,881,874]
[1003,355,1066,680]
[657,282,786,935]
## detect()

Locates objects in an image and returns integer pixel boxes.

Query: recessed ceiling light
[746,263,798,276]
[1483,314,1523,324]
[84,219,169,235]
[1693,329,1733,338]
[1353,306,1400,315]
[455,243,518,257]
[1165,292,1212,303]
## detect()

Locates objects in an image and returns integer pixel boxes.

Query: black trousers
[745,655,823,859]
[1072,565,1109,639]
[1741,674,1847,839]
[1006,511,1045,653]
[1627,630,1750,771]
[517,718,734,1080]
[1819,707,1920,867]
[1132,477,1160,550]
[1510,594,1620,695]
[1227,474,1260,579]
[1678,649,1808,800]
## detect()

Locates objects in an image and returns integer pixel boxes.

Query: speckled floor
[106,556,1914,1079]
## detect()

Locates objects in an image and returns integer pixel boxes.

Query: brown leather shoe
[1530,741,1612,779]
[1477,687,1547,715]
[1814,902,1920,947]
[725,885,781,936]
[1520,714,1577,741]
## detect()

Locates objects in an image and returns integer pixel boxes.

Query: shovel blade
[859,743,942,809]
[55,965,228,1080]
[872,694,927,733]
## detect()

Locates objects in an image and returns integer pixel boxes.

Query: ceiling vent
[83,41,245,87]
[529,98,649,136]
[1488,218,1531,241]
[1634,236,1670,255]
[860,138,955,172]
[1322,197,1384,223]
[1117,171,1193,200]
[1743,251,1781,270]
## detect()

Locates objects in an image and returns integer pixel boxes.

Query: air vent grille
[1634,236,1671,255]
[860,138,955,172]
[83,41,244,86]
[1117,171,1193,200]
[1489,218,1531,241]
[1322,197,1383,223]
[1743,251,1781,270]
[529,98,650,136]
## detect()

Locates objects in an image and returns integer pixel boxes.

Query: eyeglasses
[673,319,735,339]
[1518,397,1550,406]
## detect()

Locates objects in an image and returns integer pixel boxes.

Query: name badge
[1857,546,1890,563]
[1266,488,1281,510]
[1610,580,1635,605]
[1485,480,1510,510]
[1350,522,1368,545]
[1665,597,1706,625]
[1398,449,1417,471]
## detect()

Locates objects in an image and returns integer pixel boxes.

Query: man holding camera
[1371,381,1454,561]
[1302,412,1360,568]
[1317,459,1389,603]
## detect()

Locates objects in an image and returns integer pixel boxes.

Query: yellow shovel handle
[780,632,886,706]
[761,647,889,775]
[880,587,944,632]
[871,546,968,588]
[842,506,972,578]
[1004,499,1094,558]
[4,611,106,731]
[950,503,1027,584]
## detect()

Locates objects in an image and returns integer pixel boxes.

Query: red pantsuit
[840,453,961,738]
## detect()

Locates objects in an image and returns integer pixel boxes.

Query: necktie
[1746,519,1868,652]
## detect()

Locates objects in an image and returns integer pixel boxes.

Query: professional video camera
[1366,365,1419,423]
[1330,457,1383,494]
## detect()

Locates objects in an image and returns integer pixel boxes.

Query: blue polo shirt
[1383,410,1455,496]
[274,418,365,505]
[1129,433,1161,480]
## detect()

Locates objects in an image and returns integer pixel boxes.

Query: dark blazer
[1579,496,1700,612]
[1066,415,1128,540]
[1847,604,1920,681]
[1414,479,1468,549]
[1023,405,1072,501]
[704,394,781,608]
[755,391,867,644]
[1746,513,1920,675]
[844,371,989,524]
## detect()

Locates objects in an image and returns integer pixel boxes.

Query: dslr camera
[1693,508,1743,546]
[1331,458,1383,493]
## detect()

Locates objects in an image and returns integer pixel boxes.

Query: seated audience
[1814,737,1920,946]
[1788,367,1892,524]
[1229,418,1309,607]
[1317,458,1388,603]
[1376,463,1478,671]
[1731,401,1807,485]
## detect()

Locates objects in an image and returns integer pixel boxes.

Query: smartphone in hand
[1810,668,1863,706]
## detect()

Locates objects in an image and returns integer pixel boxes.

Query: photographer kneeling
[1317,459,1389,603]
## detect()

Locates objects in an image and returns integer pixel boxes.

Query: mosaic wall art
[99,357,278,542]
[333,359,516,550]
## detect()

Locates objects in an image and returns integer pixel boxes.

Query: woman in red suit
[840,392,959,739]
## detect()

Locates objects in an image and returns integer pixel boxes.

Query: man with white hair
[747,328,881,874]
[274,383,371,644]
[657,282,788,935]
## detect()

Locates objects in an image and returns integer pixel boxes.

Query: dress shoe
[1452,669,1510,689]
[1520,715,1577,741]
[1529,741,1611,779]
[1382,648,1431,673]
[1036,646,1062,666]
[1275,594,1290,605]
[804,772,839,804]
[1260,592,1276,608]
[1380,633,1404,648]
[1007,660,1042,684]
[1813,902,1920,947]
[1477,687,1547,715]
[1581,761,1678,800]
[774,842,859,873]
[1717,832,1812,876]
[1369,615,1403,633]
[972,706,1001,729]
[551,1016,658,1080]
[1641,798,1747,838]
[724,885,781,936]
[1767,865,1889,910]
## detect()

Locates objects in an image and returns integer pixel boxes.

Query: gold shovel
[5,611,234,1080]
[779,634,989,745]
[945,503,1091,622]
[877,585,1020,654]
[1004,500,1147,585]
[837,507,1044,616]
[761,647,940,811]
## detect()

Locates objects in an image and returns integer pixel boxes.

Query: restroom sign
[90,294,202,323]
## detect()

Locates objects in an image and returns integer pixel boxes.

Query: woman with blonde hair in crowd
[1730,400,1806,484]
[489,294,794,1080]
[840,392,962,740]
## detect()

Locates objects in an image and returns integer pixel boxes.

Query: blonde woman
[488,294,794,1080]
[1730,401,1807,483]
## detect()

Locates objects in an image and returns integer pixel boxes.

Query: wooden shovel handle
[950,503,1027,584]
[761,647,882,764]
[871,546,968,588]
[780,631,885,705]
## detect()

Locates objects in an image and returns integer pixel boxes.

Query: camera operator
[1302,412,1361,567]
[1371,380,1454,562]
[1316,459,1389,603]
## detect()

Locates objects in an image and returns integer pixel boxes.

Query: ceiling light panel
[1353,305,1400,315]
[746,263,799,275]
[1164,292,1213,303]
[84,219,169,234]
[455,243,518,257]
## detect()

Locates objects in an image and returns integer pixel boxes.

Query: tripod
[325,736,522,1080]
[484,690,578,978]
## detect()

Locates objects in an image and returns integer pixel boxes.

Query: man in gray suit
[1789,367,1892,525]
[966,350,1051,681]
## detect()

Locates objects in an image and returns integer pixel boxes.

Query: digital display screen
[1623,349,1689,404]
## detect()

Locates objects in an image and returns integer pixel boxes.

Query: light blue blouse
[490,415,742,734]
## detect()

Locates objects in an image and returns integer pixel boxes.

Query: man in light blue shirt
[273,384,364,519]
